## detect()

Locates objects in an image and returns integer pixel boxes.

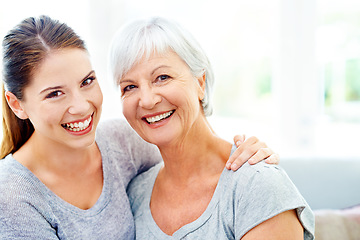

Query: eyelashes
[45,90,63,99]
[121,74,172,94]
[122,84,136,93]
[81,76,96,87]
[44,76,96,99]
[157,74,170,81]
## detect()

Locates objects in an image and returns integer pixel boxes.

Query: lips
[143,110,174,124]
[61,114,92,132]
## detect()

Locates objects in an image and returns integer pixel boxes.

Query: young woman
[0,16,279,239]
[110,17,315,239]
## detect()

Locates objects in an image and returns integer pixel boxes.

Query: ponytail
[0,84,33,159]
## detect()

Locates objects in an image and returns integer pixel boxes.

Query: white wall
[1,0,359,159]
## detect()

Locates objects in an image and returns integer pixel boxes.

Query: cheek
[176,87,200,112]
[29,108,60,129]
[96,93,103,109]
[121,98,136,121]
[92,85,103,107]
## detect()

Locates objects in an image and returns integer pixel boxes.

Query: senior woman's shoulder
[223,161,295,193]
[223,161,309,210]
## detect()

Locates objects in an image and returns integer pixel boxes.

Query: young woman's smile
[61,113,94,134]
[18,48,103,149]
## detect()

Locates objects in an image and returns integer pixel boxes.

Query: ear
[5,91,29,119]
[197,72,206,101]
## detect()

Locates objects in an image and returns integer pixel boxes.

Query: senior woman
[110,17,314,239]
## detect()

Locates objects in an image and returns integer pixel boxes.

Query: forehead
[139,50,187,70]
[30,48,92,87]
[122,50,187,78]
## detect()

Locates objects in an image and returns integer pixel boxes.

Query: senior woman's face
[119,50,206,147]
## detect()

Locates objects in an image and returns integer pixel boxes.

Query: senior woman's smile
[120,50,206,146]
[142,110,175,125]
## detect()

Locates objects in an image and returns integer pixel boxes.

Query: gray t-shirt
[127,146,315,240]
[0,118,161,239]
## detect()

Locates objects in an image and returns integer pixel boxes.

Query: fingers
[248,147,274,164]
[226,136,263,170]
[226,136,280,171]
[264,153,280,164]
[234,134,246,147]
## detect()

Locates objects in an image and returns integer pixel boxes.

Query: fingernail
[231,163,238,170]
[266,159,273,164]
[226,162,231,169]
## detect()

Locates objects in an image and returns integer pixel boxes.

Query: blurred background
[1,0,359,159]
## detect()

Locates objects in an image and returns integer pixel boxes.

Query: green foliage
[345,59,360,101]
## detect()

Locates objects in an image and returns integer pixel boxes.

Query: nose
[138,86,161,109]
[68,91,91,115]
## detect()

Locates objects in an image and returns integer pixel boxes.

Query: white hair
[109,17,214,116]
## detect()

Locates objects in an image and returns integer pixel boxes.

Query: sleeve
[234,164,315,239]
[121,121,162,175]
[0,186,59,239]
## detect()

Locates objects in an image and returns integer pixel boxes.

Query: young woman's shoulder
[0,155,58,238]
[0,155,46,202]
[96,118,162,186]
[96,118,134,142]
[96,118,154,151]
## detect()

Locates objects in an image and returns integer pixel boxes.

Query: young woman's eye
[45,90,63,99]
[81,76,95,87]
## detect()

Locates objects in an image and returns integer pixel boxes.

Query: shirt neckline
[142,144,236,238]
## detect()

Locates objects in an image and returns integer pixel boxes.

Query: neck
[157,116,232,182]
[13,132,100,175]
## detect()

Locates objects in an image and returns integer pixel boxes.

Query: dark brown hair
[1,15,86,159]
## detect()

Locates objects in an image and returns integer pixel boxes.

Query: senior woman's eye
[123,85,136,93]
[156,75,170,81]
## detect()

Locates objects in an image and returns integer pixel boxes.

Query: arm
[0,209,59,240]
[0,190,59,240]
[241,210,303,240]
[226,135,280,171]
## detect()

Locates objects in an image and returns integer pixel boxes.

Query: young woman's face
[119,50,205,147]
[19,48,103,149]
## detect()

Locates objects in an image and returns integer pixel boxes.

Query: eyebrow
[119,79,134,85]
[119,65,171,84]
[151,65,170,75]
[39,70,95,95]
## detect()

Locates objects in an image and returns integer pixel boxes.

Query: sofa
[280,158,360,239]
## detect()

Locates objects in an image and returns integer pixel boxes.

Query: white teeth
[146,110,174,123]
[63,115,92,132]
